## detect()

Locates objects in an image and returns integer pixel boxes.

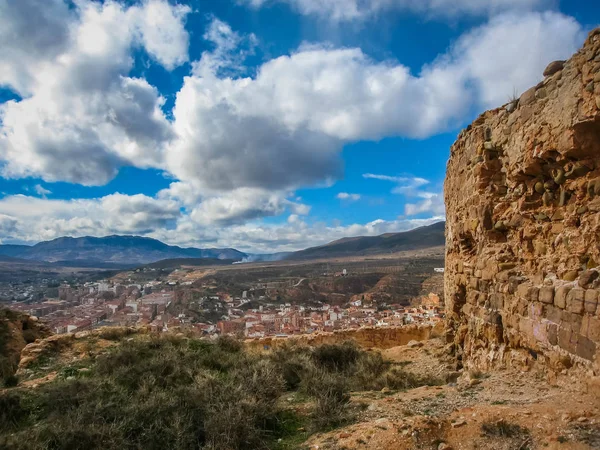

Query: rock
[579,270,599,288]
[520,87,537,106]
[562,271,579,282]
[339,433,351,439]
[407,340,424,348]
[438,443,452,450]
[451,418,467,428]
[543,60,565,77]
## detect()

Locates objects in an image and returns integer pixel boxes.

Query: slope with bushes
[0,331,442,450]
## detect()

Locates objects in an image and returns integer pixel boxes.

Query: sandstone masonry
[445,28,600,374]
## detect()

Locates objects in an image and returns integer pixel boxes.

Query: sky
[0,0,598,253]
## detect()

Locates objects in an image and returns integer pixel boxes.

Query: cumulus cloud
[188,188,310,226]
[166,12,582,197]
[0,193,181,243]
[242,0,554,21]
[337,192,361,201]
[33,184,52,197]
[0,0,189,185]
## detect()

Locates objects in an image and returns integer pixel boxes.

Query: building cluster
[6,275,443,338]
[8,280,185,334]
[213,295,444,338]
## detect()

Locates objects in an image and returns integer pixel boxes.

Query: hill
[287,221,445,260]
[0,235,248,265]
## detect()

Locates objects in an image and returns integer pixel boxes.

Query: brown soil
[305,338,600,450]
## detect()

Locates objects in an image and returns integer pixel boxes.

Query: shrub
[312,342,360,372]
[302,369,352,430]
[21,329,38,344]
[0,391,26,432]
[0,336,288,450]
[481,420,530,438]
[3,374,18,388]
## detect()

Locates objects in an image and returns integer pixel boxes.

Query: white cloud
[337,192,361,201]
[0,0,189,185]
[166,12,582,197]
[149,215,445,253]
[404,192,445,216]
[134,0,191,69]
[0,193,181,243]
[189,188,310,226]
[242,0,554,22]
[33,184,51,197]
[363,172,445,216]
[0,192,443,253]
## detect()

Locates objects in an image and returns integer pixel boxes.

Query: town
[5,259,445,338]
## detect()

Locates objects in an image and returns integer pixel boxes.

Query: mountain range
[0,221,445,266]
[0,235,247,265]
[287,221,445,260]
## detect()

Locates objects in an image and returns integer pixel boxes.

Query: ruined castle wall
[445,29,600,373]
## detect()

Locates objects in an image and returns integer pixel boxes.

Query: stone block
[547,323,558,346]
[544,304,562,323]
[555,286,571,309]
[558,326,577,354]
[477,279,490,291]
[481,266,495,281]
[519,317,534,340]
[584,290,599,314]
[576,335,596,361]
[539,286,555,304]
[562,270,579,282]
[586,317,600,341]
[466,290,479,305]
[562,311,582,334]
[490,293,504,310]
[566,288,585,314]
[468,277,478,289]
[517,283,531,299]
[579,270,599,289]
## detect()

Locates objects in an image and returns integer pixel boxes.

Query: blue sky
[0,0,598,252]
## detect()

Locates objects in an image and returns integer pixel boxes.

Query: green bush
[0,336,286,450]
[0,336,445,448]
[312,342,360,372]
[301,368,352,430]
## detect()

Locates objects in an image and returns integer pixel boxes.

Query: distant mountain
[0,235,248,265]
[287,221,445,260]
[0,244,31,258]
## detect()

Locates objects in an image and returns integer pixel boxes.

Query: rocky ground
[305,338,600,450]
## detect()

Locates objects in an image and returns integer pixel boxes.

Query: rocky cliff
[0,308,50,383]
[445,28,600,376]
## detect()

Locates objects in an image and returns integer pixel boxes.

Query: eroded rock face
[445,28,600,374]
[246,323,444,351]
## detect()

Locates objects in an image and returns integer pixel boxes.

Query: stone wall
[445,29,600,374]
[245,323,443,352]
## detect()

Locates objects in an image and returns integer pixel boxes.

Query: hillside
[0,235,248,265]
[288,221,445,260]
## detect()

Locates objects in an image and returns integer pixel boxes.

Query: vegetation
[481,419,530,438]
[0,335,443,449]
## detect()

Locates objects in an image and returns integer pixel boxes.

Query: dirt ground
[305,339,600,450]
